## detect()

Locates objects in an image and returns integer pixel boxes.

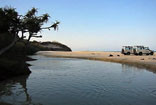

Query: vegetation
[0,6,60,81]
[41,41,72,51]
[0,7,59,43]
[0,6,62,55]
[0,32,13,50]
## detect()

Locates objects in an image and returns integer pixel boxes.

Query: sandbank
[37,51,156,72]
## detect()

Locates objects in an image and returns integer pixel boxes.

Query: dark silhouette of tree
[0,6,59,55]
[0,7,19,35]
[0,7,59,42]
[21,7,59,41]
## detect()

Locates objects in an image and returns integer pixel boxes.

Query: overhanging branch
[31,35,42,38]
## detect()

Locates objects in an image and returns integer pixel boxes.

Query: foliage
[0,6,59,42]
[0,32,14,49]
[0,7,19,34]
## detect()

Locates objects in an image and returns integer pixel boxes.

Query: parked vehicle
[121,46,133,55]
[133,46,154,55]
[121,46,154,55]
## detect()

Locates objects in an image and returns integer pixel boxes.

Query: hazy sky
[0,0,156,51]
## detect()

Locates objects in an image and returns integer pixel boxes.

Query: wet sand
[37,51,156,72]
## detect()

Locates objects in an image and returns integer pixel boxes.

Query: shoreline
[37,51,156,73]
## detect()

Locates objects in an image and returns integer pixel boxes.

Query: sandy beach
[37,51,156,72]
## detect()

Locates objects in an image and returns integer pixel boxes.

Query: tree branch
[31,35,42,38]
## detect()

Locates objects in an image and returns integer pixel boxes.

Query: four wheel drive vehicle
[121,46,154,55]
[133,46,154,55]
[121,46,133,55]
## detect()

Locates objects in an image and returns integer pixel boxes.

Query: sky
[0,0,156,51]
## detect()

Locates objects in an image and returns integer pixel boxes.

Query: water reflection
[121,63,156,74]
[1,56,156,105]
[122,64,145,72]
[0,75,42,105]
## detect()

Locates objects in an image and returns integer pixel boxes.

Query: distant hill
[32,41,72,52]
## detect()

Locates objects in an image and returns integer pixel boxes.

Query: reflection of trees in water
[0,75,42,105]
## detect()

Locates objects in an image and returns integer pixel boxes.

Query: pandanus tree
[0,7,19,35]
[22,7,60,41]
[0,7,59,42]
[0,7,59,55]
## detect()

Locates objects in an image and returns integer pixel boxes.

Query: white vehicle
[121,46,154,55]
[121,46,133,55]
[133,46,154,55]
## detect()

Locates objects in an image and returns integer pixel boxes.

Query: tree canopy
[0,7,19,34]
[0,7,59,41]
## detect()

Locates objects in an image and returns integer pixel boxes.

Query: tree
[22,7,60,41]
[0,7,19,35]
[0,7,59,42]
[0,7,59,55]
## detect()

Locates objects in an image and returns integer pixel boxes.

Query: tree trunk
[21,31,24,39]
[27,32,32,42]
